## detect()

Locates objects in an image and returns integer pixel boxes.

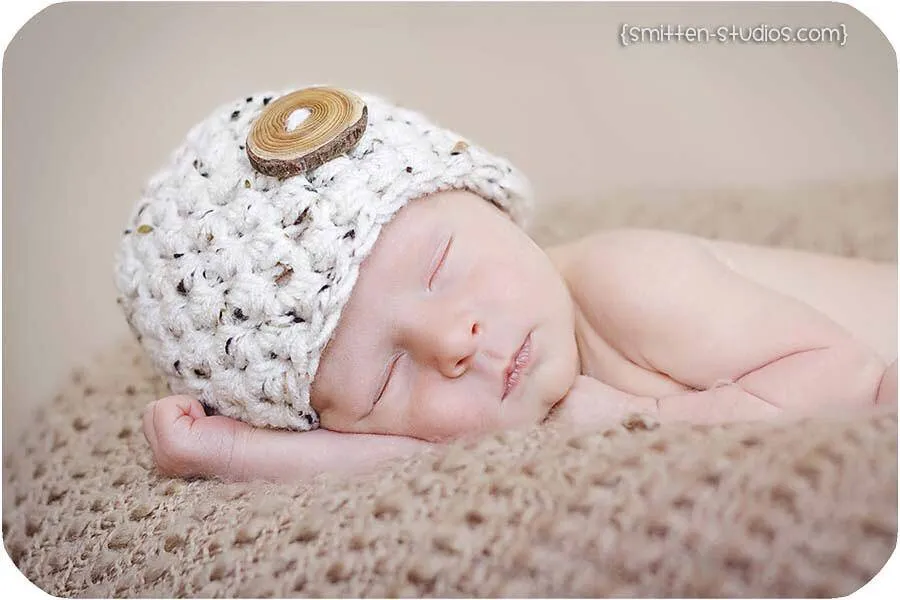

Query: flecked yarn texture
[113,86,532,431]
[4,178,897,597]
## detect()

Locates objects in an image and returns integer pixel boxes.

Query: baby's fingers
[153,395,207,428]
[142,395,209,477]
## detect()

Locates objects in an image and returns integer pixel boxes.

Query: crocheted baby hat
[114,85,533,431]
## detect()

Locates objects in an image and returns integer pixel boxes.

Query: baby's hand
[548,375,658,430]
[142,395,251,480]
[143,395,435,483]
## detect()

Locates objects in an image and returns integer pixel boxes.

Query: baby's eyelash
[427,235,453,290]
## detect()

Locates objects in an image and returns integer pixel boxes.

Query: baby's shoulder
[547,227,724,347]
[547,226,714,289]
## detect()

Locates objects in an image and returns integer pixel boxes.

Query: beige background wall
[2,2,896,437]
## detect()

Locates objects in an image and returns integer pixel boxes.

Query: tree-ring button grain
[246,87,368,179]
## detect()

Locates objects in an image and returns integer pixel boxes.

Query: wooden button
[246,87,367,178]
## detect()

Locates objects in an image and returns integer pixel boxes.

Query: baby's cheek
[407,390,499,442]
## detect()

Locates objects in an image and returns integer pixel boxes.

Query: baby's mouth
[502,332,532,400]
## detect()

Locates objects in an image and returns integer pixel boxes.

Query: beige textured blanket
[3,179,897,597]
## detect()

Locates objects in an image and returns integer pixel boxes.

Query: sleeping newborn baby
[117,86,898,484]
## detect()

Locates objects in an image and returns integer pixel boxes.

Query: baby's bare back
[705,239,897,362]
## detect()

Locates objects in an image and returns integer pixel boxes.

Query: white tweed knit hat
[114,85,533,431]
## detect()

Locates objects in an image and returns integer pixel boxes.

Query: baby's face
[310,190,579,442]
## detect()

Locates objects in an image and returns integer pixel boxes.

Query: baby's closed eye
[372,352,403,409]
[426,234,453,290]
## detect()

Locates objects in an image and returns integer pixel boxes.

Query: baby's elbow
[835,344,888,409]
[876,359,898,408]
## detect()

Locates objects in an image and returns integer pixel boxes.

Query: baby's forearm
[143,395,434,485]
[656,345,890,424]
[552,376,779,428]
[655,345,887,422]
[653,384,780,424]
[554,347,889,430]
[706,344,885,412]
[228,427,433,484]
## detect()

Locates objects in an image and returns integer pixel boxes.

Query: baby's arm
[552,363,893,432]
[550,374,780,430]
[143,395,433,483]
[648,354,897,423]
[567,229,890,417]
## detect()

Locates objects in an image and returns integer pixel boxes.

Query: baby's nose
[436,322,480,378]
[408,311,480,378]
